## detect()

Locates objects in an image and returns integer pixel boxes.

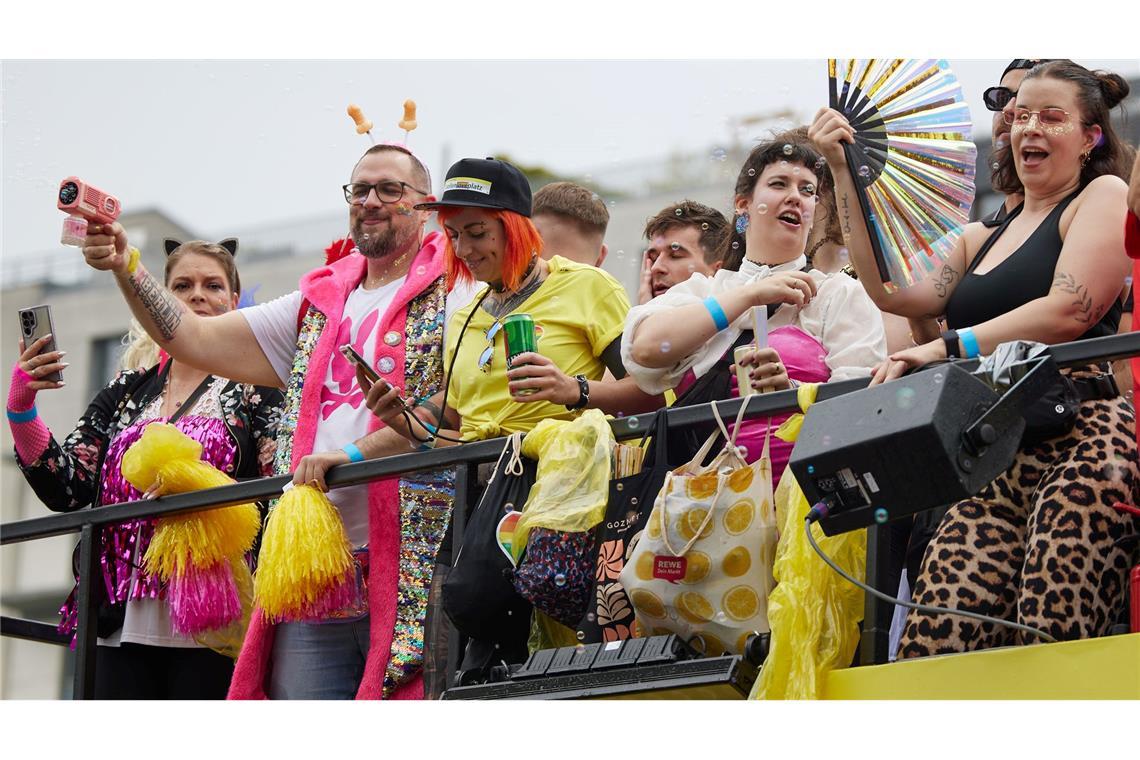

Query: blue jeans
[267,616,370,700]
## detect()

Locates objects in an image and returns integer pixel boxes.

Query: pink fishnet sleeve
[8,364,51,464]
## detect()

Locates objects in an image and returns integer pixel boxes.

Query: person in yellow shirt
[365,156,661,443]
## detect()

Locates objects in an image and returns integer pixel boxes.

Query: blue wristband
[6,406,37,423]
[703,297,730,331]
[421,420,438,435]
[958,327,981,359]
[341,442,365,463]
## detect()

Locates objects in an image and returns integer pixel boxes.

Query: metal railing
[4,332,1138,698]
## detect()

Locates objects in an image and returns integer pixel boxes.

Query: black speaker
[788,362,1029,536]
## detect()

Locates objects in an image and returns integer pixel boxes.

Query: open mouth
[1020,147,1050,167]
[776,210,802,228]
[652,281,671,297]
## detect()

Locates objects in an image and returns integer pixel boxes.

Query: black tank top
[945,189,1120,340]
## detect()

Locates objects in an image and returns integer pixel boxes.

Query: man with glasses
[81,143,477,700]
[981,59,1055,225]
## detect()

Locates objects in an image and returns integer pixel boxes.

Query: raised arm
[809,107,970,320]
[82,222,282,387]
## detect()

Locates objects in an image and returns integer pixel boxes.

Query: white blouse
[621,255,888,395]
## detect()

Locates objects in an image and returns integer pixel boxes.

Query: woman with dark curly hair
[811,59,1136,655]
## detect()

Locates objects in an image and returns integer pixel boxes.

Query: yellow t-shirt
[445,256,630,440]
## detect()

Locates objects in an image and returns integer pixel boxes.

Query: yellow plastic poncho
[750,383,867,700]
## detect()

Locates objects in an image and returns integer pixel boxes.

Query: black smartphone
[18,305,62,383]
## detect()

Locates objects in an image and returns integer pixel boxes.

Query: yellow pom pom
[121,422,204,493]
[254,484,355,621]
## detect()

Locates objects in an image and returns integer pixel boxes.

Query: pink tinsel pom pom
[168,561,241,635]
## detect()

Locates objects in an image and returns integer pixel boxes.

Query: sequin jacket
[17,364,283,511]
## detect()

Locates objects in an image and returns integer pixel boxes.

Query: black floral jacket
[17,364,283,512]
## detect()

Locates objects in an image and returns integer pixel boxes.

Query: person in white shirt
[622,136,886,481]
[81,143,476,700]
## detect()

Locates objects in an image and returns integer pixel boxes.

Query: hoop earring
[735,213,750,235]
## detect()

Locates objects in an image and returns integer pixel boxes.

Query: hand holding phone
[18,305,66,386]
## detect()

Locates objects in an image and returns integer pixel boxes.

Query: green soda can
[503,313,538,395]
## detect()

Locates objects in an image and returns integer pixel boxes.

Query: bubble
[576,630,586,641]
[1127,276,1134,288]
[617,249,625,259]
[586,612,596,623]
[839,247,850,261]
[504,502,515,513]
[670,241,681,251]
[591,193,600,202]
[732,242,740,249]
[711,147,728,162]
[862,145,871,154]
[609,201,616,208]
[630,497,639,505]
[807,465,815,474]
[628,416,640,428]
[793,166,801,174]
[822,434,832,447]
[416,265,426,276]
[896,387,917,410]
[814,158,827,170]
[874,508,889,524]
[782,143,794,155]
[858,165,871,179]
[675,208,683,216]
[701,222,709,230]
[660,340,672,352]
[747,168,756,177]
[554,573,567,587]
[575,644,587,654]
[756,203,768,214]
[991,162,1000,171]
[616,483,624,491]
[780,160,789,169]
[933,373,944,384]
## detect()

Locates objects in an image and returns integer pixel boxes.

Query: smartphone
[18,305,62,383]
[339,344,381,383]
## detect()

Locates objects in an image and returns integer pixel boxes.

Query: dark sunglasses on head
[983,86,1016,113]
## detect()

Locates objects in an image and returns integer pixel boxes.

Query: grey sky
[3,59,1138,262]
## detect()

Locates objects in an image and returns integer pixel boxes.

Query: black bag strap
[166,364,216,425]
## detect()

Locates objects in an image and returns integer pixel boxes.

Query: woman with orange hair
[365,157,660,444]
[363,158,660,691]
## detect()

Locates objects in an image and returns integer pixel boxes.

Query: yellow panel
[821,634,1140,700]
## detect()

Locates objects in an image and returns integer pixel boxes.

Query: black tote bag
[442,433,536,644]
[571,409,672,643]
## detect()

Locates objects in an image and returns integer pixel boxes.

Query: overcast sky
[3,57,1138,262]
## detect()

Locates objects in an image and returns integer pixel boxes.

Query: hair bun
[1095,71,1130,109]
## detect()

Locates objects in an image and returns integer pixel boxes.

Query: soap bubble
[780,160,789,169]
[416,265,426,276]
[732,242,740,249]
[576,630,586,641]
[992,162,1000,171]
[701,222,709,230]
[628,416,640,429]
[711,147,727,162]
[822,434,832,447]
[839,247,850,261]
[586,613,596,622]
[807,465,815,474]
[554,573,567,587]
[747,168,756,177]
[671,241,681,251]
[858,165,871,179]
[874,508,889,524]
[782,143,794,155]
[896,387,917,410]
[756,203,768,214]
[933,373,944,384]
[660,340,671,352]
[675,208,683,216]
[814,158,826,170]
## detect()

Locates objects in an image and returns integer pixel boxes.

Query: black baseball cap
[414,157,532,217]
[1001,58,1053,80]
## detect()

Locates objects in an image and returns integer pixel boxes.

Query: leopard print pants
[898,395,1138,658]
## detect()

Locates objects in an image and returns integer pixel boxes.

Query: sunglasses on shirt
[478,321,503,372]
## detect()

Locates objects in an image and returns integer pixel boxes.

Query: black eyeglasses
[983,86,1016,113]
[342,180,428,205]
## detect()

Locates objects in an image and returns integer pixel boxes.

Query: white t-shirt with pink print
[243,277,476,547]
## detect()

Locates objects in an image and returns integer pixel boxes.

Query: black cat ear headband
[163,238,239,257]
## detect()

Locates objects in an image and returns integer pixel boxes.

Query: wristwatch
[941,329,961,359]
[566,374,590,411]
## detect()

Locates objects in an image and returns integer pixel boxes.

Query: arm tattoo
[1052,271,1100,325]
[840,192,853,237]
[126,269,183,341]
[932,263,960,299]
